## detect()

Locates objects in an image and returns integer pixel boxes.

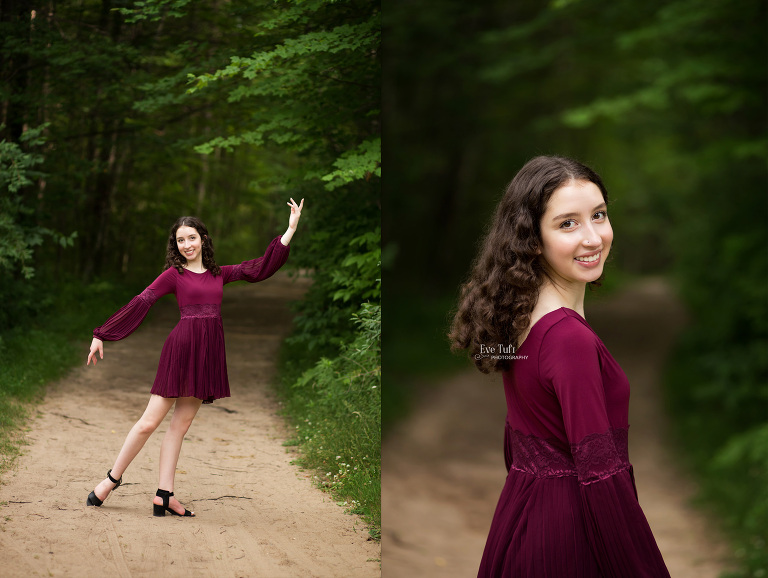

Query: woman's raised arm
[280,197,304,246]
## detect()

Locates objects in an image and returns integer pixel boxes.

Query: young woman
[450,157,670,577]
[86,198,303,517]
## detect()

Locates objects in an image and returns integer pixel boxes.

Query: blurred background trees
[383,0,766,574]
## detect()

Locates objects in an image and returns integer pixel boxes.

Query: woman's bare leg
[153,396,202,515]
[91,395,175,502]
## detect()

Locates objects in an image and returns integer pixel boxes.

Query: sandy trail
[382,277,733,577]
[0,273,380,578]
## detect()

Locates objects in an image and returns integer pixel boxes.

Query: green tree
[187,0,381,354]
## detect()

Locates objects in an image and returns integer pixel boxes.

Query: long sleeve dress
[93,236,290,404]
[478,307,670,578]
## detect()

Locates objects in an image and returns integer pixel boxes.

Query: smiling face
[538,179,613,287]
[176,225,203,264]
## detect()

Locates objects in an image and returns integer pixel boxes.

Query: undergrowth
[664,328,767,577]
[276,302,381,540]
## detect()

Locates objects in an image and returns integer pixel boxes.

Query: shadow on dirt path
[0,272,380,578]
[382,277,732,577]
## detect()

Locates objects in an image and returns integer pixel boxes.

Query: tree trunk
[0,0,31,141]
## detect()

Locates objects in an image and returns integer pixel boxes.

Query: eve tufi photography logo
[475,344,528,361]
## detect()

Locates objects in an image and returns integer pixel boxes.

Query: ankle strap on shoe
[156,488,174,508]
[107,469,121,484]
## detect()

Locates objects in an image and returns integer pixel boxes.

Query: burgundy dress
[93,236,290,404]
[478,308,670,578]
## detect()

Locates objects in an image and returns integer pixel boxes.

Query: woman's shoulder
[537,308,597,347]
[150,266,181,286]
[530,309,602,381]
[158,266,182,279]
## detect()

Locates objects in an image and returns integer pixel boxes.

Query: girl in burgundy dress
[85,198,303,517]
[450,157,670,577]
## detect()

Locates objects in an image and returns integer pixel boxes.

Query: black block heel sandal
[153,489,194,517]
[86,469,123,507]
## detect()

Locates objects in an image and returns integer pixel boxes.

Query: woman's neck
[536,277,586,318]
[183,257,206,273]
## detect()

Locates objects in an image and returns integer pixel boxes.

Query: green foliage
[279,302,381,538]
[117,0,193,23]
[666,335,768,576]
[182,0,382,361]
[594,2,768,572]
[0,124,47,193]
[184,6,382,542]
[0,0,381,543]
[0,123,79,326]
[0,125,49,280]
[558,0,764,153]
[711,425,768,540]
[385,0,764,572]
[331,228,381,302]
[187,0,381,188]
[287,208,380,355]
[0,5,380,546]
[321,138,381,191]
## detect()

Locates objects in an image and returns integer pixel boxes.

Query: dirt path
[382,277,733,577]
[0,273,380,578]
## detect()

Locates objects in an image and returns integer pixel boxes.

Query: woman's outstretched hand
[288,197,304,230]
[87,337,103,366]
[281,198,304,246]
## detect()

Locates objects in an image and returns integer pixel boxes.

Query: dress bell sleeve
[93,268,177,341]
[221,235,290,285]
[541,320,671,578]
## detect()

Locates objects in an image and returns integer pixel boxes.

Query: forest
[1,0,766,573]
[1,0,380,536]
[383,0,766,575]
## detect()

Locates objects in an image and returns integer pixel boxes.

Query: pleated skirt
[478,470,603,578]
[150,317,230,404]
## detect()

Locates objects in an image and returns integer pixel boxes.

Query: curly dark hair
[448,155,609,374]
[164,216,222,277]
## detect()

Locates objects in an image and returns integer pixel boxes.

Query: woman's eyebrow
[551,202,607,222]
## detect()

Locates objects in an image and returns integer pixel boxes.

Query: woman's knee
[169,413,195,434]
[136,417,161,435]
[136,395,173,434]
[170,398,201,433]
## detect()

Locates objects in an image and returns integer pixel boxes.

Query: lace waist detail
[180,303,221,319]
[507,428,577,479]
[506,426,630,484]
